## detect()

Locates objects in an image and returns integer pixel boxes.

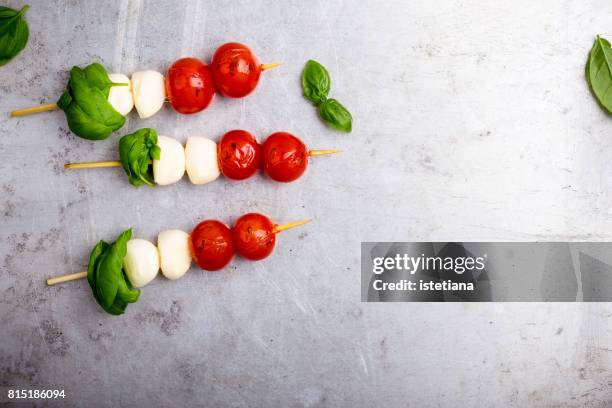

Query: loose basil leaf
[57,63,127,140]
[319,98,352,132]
[301,59,330,106]
[0,5,29,67]
[586,36,612,114]
[86,228,140,315]
[301,60,353,132]
[119,128,160,187]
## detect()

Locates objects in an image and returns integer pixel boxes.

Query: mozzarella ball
[123,239,160,288]
[153,135,185,185]
[185,136,220,185]
[107,73,134,116]
[131,70,166,119]
[157,230,192,280]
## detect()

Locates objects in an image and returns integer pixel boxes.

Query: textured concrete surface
[2,0,612,406]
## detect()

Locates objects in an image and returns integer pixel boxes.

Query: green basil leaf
[301,60,353,132]
[119,128,159,187]
[105,298,128,315]
[116,273,140,303]
[94,247,118,310]
[57,63,126,140]
[86,228,139,315]
[87,240,109,307]
[83,63,115,93]
[301,60,330,106]
[318,98,352,132]
[82,63,127,95]
[0,5,29,67]
[151,145,161,160]
[586,36,612,114]
[0,9,18,18]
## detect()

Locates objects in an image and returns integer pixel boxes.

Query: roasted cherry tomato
[166,57,216,114]
[211,42,261,98]
[262,132,308,182]
[232,213,276,261]
[217,130,261,180]
[191,220,235,271]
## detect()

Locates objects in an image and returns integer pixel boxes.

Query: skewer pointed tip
[273,219,311,234]
[308,149,341,157]
[260,63,282,71]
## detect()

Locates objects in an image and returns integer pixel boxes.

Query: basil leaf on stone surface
[119,128,160,187]
[301,59,352,132]
[87,228,139,315]
[57,63,126,140]
[586,36,612,114]
[0,5,29,67]
[319,98,352,132]
[301,59,330,106]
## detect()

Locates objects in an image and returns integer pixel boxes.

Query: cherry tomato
[232,213,276,261]
[211,42,262,98]
[261,132,308,182]
[191,220,235,271]
[166,57,216,114]
[217,130,261,180]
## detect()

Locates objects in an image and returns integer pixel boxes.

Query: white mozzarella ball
[107,73,134,116]
[131,70,166,119]
[123,239,160,288]
[185,136,220,185]
[153,135,186,185]
[157,230,192,280]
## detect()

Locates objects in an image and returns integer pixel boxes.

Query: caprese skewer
[46,214,309,315]
[10,42,280,140]
[63,128,339,185]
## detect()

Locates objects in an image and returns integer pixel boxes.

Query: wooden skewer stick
[47,220,310,286]
[64,161,122,169]
[47,271,87,286]
[308,149,341,157]
[260,63,282,71]
[65,151,339,169]
[10,103,59,117]
[273,219,311,233]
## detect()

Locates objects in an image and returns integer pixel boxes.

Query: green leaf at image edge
[0,5,29,67]
[319,98,352,132]
[586,35,612,114]
[87,228,140,315]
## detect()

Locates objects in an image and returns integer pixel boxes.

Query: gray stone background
[1,0,612,406]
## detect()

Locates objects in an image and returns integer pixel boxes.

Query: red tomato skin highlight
[232,213,276,261]
[262,132,308,182]
[191,220,235,271]
[217,130,262,180]
[211,42,262,98]
[166,57,216,114]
